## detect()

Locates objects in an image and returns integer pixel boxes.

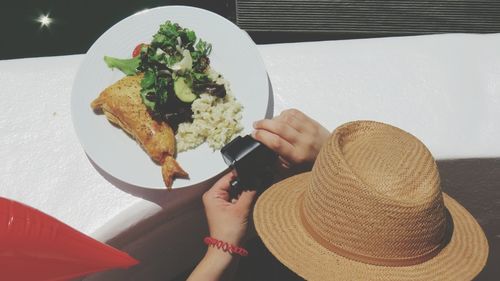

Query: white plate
[71,6,269,189]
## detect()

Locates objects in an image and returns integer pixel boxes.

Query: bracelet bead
[203,237,248,257]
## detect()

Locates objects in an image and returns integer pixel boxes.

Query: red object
[0,197,139,281]
[203,236,248,257]
[132,43,144,57]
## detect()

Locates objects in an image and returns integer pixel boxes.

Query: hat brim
[253,172,489,281]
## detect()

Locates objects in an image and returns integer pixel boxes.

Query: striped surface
[253,121,488,280]
[236,0,500,34]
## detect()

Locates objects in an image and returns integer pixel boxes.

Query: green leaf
[111,20,214,119]
[103,56,140,76]
[186,30,196,44]
[195,40,205,52]
[192,71,209,82]
[152,33,167,44]
[160,21,179,36]
[205,44,212,56]
[165,55,180,67]
[140,88,156,110]
[141,70,156,89]
[195,39,212,56]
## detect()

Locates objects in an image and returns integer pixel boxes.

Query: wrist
[203,247,239,269]
[210,231,244,246]
[204,236,249,257]
[206,246,237,259]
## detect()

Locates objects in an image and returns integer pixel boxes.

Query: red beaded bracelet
[203,237,248,257]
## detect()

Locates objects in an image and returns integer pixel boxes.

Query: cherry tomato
[132,43,145,57]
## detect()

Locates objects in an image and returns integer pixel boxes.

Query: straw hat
[253,121,488,281]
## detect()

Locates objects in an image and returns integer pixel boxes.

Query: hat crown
[302,121,447,266]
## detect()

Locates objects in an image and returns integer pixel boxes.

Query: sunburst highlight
[36,14,53,28]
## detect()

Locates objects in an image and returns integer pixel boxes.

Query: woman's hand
[252,109,330,174]
[202,172,256,246]
[188,172,256,281]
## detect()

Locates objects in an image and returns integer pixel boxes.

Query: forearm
[187,248,240,281]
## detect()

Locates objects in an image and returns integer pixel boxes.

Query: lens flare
[36,13,53,28]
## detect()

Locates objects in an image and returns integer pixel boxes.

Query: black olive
[205,83,226,98]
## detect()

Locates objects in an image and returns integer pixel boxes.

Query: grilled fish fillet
[91,74,188,188]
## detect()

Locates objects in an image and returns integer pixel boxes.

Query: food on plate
[91,21,243,187]
[91,74,188,187]
[102,21,243,136]
[176,91,242,152]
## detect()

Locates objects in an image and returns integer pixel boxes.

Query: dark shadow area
[233,158,498,281]
[172,158,500,281]
[4,0,500,60]
[88,155,499,280]
[1,0,415,60]
[249,31,412,45]
[0,0,234,60]
[437,158,500,281]
[232,237,306,281]
[171,237,305,281]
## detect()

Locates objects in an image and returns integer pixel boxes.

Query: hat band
[299,197,453,267]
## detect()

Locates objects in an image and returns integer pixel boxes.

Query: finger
[251,129,295,162]
[253,119,300,143]
[278,155,291,169]
[234,190,257,211]
[211,172,235,192]
[205,172,235,202]
[278,109,310,133]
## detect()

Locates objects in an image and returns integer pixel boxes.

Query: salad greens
[104,56,140,76]
[103,21,226,126]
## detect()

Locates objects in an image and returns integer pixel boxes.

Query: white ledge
[0,33,499,243]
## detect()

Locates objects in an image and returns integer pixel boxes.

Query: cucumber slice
[174,77,197,103]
